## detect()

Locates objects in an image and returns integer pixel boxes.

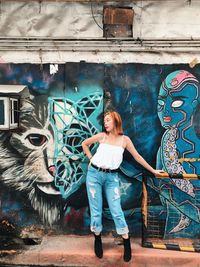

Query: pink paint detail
[48,165,56,177]
[171,78,178,86]
[171,70,196,87]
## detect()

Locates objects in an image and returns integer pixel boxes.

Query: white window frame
[0,85,29,130]
[0,96,19,129]
[10,97,19,129]
[0,97,10,129]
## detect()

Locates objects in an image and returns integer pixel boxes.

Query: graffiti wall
[0,62,199,238]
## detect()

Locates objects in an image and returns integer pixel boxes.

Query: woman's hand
[152,169,167,176]
[88,157,92,166]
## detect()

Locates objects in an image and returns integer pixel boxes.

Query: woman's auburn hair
[104,111,124,135]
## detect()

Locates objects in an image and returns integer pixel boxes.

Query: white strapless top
[91,143,124,170]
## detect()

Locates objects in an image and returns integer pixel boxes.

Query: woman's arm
[82,132,104,160]
[124,136,162,175]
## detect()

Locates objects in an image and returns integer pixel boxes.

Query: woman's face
[104,114,115,133]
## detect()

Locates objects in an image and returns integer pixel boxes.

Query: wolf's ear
[20,95,48,123]
[19,100,34,119]
[76,93,103,117]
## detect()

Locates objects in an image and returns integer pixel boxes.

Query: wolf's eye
[26,134,47,146]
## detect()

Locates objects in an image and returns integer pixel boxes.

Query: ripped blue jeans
[86,165,129,235]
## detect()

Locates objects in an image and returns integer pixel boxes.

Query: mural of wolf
[0,95,62,226]
[0,92,103,227]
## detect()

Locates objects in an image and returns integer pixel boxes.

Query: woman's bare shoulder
[123,135,133,147]
[123,135,131,142]
[96,132,106,136]
[94,132,106,141]
[82,132,105,145]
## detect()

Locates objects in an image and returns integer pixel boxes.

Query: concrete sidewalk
[0,235,199,267]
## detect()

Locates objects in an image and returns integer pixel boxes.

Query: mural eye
[157,99,165,111]
[171,100,184,108]
[26,134,47,146]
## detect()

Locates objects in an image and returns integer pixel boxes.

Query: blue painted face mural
[158,70,200,129]
[157,70,200,174]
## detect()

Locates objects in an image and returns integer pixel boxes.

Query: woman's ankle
[123,236,132,262]
[94,232,101,237]
[93,232,103,258]
[122,234,130,242]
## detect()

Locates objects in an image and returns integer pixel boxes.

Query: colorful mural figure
[154,70,200,237]
[157,70,200,174]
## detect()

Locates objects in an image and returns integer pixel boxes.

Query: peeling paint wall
[0,1,199,39]
[0,1,200,63]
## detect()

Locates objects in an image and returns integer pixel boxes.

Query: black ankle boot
[123,237,132,262]
[94,233,103,258]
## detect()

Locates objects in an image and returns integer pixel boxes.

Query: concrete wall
[0,0,199,39]
[0,0,200,64]
[0,1,199,243]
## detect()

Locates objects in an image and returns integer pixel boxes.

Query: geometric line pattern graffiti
[49,93,103,199]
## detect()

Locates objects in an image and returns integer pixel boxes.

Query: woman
[82,111,162,262]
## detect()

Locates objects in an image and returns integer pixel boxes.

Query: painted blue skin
[157,74,200,173]
[155,70,200,237]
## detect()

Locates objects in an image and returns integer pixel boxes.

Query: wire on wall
[90,0,103,31]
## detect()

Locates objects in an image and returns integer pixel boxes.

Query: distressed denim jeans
[86,165,129,235]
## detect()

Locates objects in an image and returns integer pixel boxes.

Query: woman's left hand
[152,169,166,176]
